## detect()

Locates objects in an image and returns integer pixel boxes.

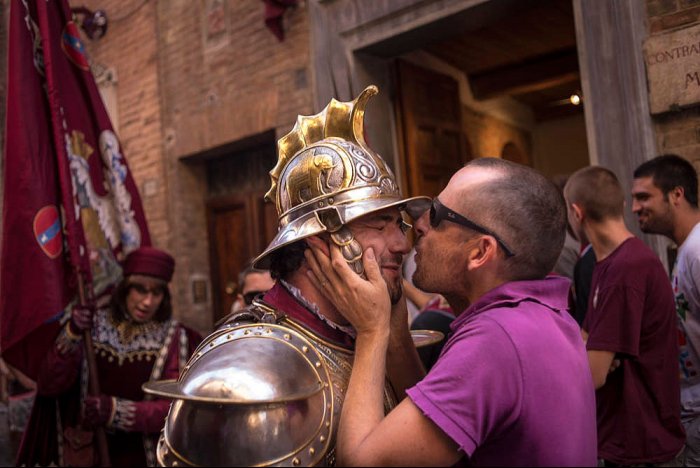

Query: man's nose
[390,226,411,254]
[414,211,430,237]
[631,199,641,213]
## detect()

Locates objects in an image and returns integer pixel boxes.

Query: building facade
[1,0,699,334]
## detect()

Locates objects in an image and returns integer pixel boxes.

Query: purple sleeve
[585,284,643,357]
[406,317,522,456]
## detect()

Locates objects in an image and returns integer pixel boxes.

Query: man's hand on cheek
[305,236,391,337]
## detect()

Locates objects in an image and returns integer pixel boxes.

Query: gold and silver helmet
[253,85,430,273]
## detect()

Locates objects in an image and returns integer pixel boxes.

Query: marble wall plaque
[644,23,700,114]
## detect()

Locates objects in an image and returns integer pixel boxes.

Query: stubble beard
[386,276,402,305]
[412,263,433,296]
[639,210,674,237]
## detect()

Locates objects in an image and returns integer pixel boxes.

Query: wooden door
[396,61,470,198]
[207,192,277,322]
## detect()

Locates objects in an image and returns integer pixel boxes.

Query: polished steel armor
[145,301,398,466]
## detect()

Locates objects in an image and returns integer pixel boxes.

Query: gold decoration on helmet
[252,85,430,270]
[265,85,379,213]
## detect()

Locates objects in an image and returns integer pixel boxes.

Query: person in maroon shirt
[16,247,201,467]
[565,166,684,465]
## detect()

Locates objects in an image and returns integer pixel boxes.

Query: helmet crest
[266,85,379,209]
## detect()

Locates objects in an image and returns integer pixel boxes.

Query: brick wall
[646,0,700,164]
[82,0,168,249]
[73,0,313,333]
[156,0,312,332]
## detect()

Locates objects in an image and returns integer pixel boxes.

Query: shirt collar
[452,275,571,331]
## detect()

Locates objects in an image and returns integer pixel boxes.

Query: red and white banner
[1,0,151,379]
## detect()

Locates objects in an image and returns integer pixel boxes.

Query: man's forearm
[386,325,425,399]
[337,330,390,466]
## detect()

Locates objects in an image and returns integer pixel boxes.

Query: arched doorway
[501,142,530,166]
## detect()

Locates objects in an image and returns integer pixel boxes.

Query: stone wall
[646,0,700,165]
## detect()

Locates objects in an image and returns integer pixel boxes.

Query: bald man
[306,158,597,466]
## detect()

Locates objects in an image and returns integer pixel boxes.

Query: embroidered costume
[17,306,199,466]
[17,247,201,467]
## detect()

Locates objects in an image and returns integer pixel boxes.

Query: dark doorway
[205,137,277,322]
[396,61,470,198]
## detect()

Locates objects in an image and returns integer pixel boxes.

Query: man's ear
[571,203,584,223]
[466,236,498,271]
[669,186,685,206]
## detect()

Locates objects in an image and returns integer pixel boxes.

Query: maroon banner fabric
[1,0,150,379]
[263,0,298,41]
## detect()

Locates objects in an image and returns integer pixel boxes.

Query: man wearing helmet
[148,86,430,466]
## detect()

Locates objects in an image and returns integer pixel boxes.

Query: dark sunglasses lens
[429,202,438,228]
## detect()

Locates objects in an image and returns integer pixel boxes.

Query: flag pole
[30,2,111,462]
[76,274,111,467]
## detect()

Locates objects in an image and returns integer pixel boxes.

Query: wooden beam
[469,49,580,100]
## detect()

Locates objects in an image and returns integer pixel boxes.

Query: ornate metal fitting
[331,228,364,277]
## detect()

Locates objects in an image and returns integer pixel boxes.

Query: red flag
[0,0,151,379]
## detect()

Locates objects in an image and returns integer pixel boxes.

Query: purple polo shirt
[407,277,597,467]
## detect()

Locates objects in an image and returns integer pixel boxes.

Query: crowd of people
[8,84,700,467]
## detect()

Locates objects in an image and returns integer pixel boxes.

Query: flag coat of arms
[1,0,151,380]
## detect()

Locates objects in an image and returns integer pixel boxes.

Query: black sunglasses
[429,198,515,258]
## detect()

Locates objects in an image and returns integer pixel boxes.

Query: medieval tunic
[17,308,200,466]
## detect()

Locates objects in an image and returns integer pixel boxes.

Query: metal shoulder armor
[144,302,334,467]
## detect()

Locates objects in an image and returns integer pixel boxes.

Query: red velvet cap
[123,247,175,282]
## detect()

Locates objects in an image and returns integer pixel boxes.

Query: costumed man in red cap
[17,247,202,467]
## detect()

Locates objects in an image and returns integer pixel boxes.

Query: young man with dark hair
[306,158,597,466]
[632,154,700,464]
[565,166,684,466]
